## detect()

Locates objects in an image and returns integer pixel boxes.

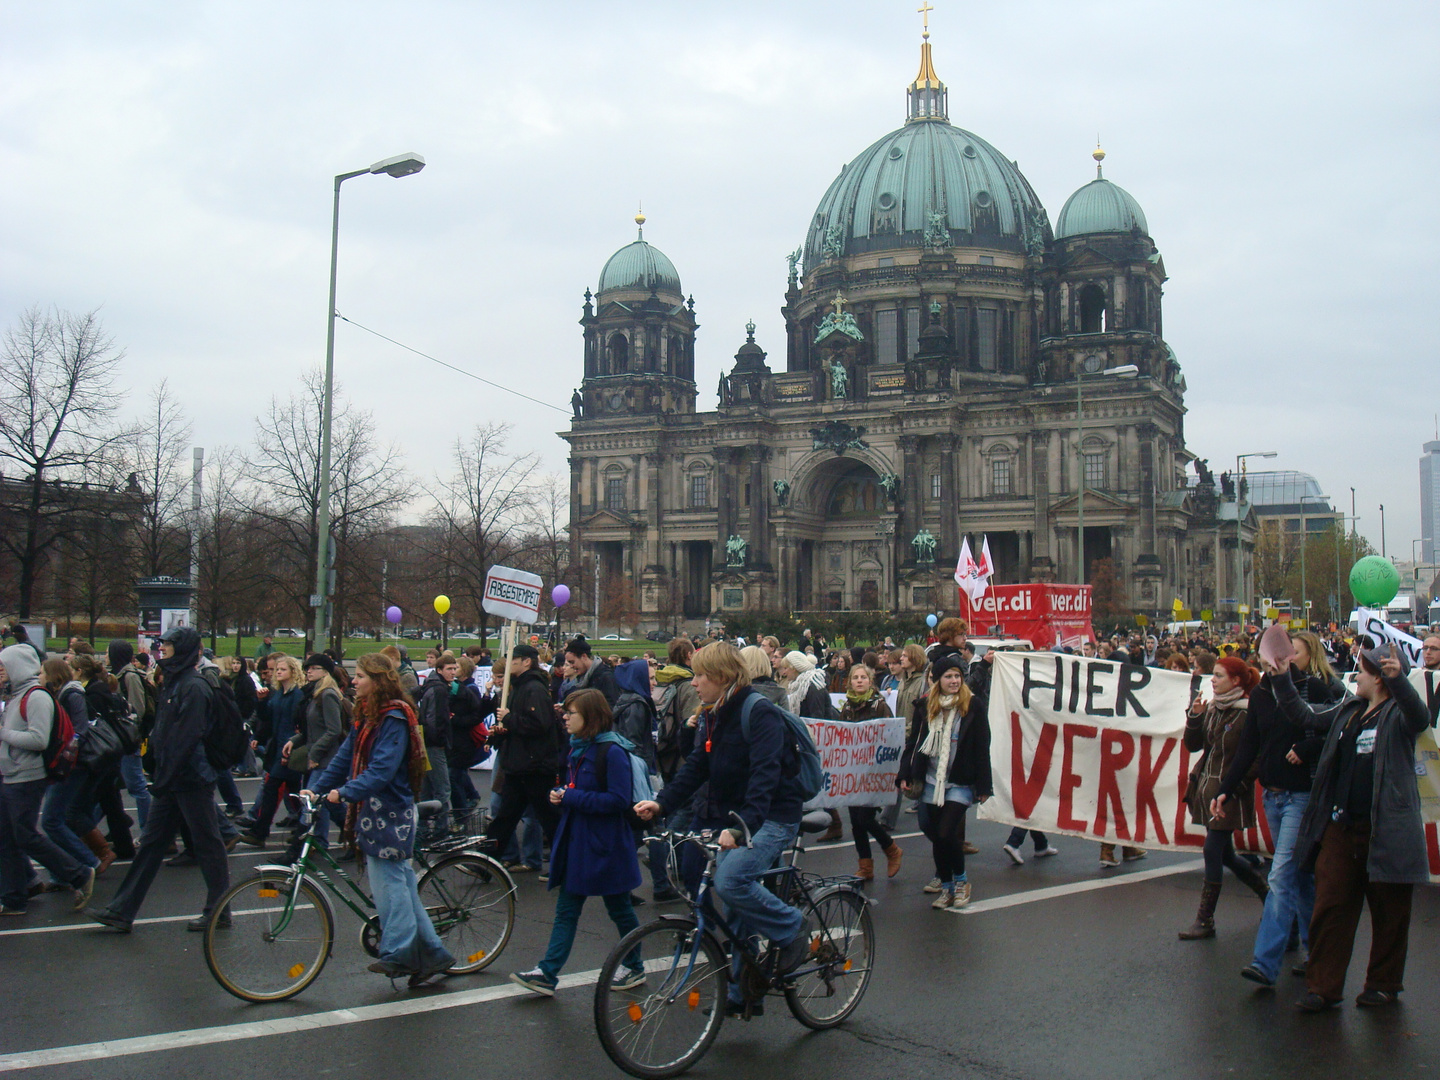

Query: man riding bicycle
[635,641,810,1017]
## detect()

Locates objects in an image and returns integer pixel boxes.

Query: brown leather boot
[857,858,874,881]
[817,810,843,844]
[83,829,116,876]
[883,842,903,878]
[1179,881,1222,940]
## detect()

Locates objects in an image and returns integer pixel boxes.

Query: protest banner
[482,565,543,709]
[965,583,1095,648]
[800,717,906,810]
[981,651,1440,879]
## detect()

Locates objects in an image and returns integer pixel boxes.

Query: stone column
[747,445,771,569]
[713,447,740,555]
[937,434,959,562]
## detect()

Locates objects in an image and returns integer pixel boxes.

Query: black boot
[1231,859,1269,901]
[1179,881,1222,940]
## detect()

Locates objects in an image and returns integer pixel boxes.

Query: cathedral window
[689,473,709,509]
[875,309,899,364]
[1083,452,1106,490]
[606,333,629,373]
[905,307,921,361]
[1078,284,1107,333]
[930,473,942,501]
[605,476,626,511]
[976,307,998,370]
[991,457,1012,496]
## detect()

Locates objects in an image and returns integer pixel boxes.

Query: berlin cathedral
[563,27,1254,629]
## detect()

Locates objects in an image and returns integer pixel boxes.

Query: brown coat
[1184,700,1256,831]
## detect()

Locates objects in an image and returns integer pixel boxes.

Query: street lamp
[1233,452,1276,618]
[1075,362,1139,586]
[313,152,426,651]
[1298,493,1329,627]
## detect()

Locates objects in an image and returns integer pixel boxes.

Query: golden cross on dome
[917,2,934,39]
[833,293,849,315]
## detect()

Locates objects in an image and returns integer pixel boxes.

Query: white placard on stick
[482,565,543,623]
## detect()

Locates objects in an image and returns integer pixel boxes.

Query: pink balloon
[551,584,570,607]
[385,605,402,624]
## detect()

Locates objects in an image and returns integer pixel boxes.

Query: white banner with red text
[975,651,1440,880]
[800,717,906,809]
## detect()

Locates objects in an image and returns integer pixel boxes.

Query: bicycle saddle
[415,800,445,819]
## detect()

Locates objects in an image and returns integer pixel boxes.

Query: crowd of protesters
[1,614,1435,1014]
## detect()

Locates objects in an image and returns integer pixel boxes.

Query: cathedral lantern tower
[577,213,698,420]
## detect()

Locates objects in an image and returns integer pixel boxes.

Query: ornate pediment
[810,420,869,456]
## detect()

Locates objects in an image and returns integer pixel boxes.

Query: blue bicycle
[593,813,874,1078]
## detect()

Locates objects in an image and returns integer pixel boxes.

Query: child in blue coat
[510,688,643,996]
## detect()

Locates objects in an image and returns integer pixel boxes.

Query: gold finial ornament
[1093,141,1105,178]
[918,1,934,39]
[635,203,646,238]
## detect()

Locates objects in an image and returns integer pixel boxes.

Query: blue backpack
[592,737,656,830]
[738,692,825,802]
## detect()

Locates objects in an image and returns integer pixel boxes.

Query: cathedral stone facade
[562,34,1254,631]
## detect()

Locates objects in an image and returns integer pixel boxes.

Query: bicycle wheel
[417,853,514,974]
[205,871,334,1002]
[783,886,873,1029]
[594,917,728,1080]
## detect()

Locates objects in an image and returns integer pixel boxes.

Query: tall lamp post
[1298,493,1329,627]
[313,152,426,651]
[1234,452,1276,618]
[1075,361,1139,585]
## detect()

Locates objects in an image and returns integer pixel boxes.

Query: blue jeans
[538,887,640,981]
[305,769,344,846]
[713,820,803,1003]
[366,855,454,972]
[119,753,151,828]
[0,779,88,907]
[1250,789,1315,981]
[213,768,245,815]
[41,768,98,871]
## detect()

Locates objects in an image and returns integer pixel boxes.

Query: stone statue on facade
[786,247,802,285]
[877,472,899,501]
[923,207,951,250]
[912,528,937,564]
[772,478,791,507]
[823,222,845,261]
[826,358,849,400]
[571,388,584,418]
[726,534,747,567]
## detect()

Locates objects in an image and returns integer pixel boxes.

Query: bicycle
[593,813,874,1079]
[203,793,517,1002]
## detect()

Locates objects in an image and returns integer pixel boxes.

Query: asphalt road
[1,775,1434,1080]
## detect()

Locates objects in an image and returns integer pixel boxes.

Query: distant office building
[1422,440,1440,564]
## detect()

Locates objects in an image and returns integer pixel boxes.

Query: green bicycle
[203,794,516,1002]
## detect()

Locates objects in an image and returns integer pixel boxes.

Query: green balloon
[1348,555,1400,608]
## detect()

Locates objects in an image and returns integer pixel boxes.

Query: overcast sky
[3,1,1436,561]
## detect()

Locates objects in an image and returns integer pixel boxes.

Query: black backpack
[85,682,142,756]
[202,675,248,770]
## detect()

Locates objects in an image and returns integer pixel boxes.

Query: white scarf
[786,668,828,717]
[918,694,961,805]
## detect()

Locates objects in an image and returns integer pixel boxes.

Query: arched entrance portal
[791,459,894,611]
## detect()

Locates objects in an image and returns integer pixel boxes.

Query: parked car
[645,630,675,642]
[600,633,622,641]
[273,628,303,637]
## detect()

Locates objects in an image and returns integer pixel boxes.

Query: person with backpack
[38,657,106,878]
[86,626,230,932]
[635,642,814,1018]
[415,652,460,810]
[109,640,153,836]
[0,644,96,915]
[509,688,645,996]
[66,655,137,872]
[653,637,700,784]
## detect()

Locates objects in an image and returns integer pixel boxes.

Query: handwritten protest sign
[801,717,906,809]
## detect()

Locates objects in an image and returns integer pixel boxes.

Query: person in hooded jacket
[610,660,658,774]
[87,627,229,931]
[509,689,644,996]
[0,645,97,915]
[484,644,564,855]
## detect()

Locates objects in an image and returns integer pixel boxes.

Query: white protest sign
[802,717,906,809]
[482,565,543,623]
[1354,609,1424,668]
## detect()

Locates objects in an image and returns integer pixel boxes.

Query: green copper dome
[598,238,682,296]
[804,121,1050,265]
[1055,177,1149,239]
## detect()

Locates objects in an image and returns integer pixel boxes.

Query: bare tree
[243,369,410,652]
[129,380,193,578]
[0,306,129,617]
[194,447,269,652]
[425,423,540,643]
[511,472,570,639]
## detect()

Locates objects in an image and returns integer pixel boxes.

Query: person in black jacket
[896,653,993,910]
[636,642,812,1018]
[415,653,459,809]
[484,644,564,855]
[1212,635,1344,987]
[563,639,619,706]
[610,660,658,772]
[87,626,230,932]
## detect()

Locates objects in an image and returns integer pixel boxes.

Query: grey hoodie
[1,643,52,783]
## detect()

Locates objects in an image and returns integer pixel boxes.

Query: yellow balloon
[433,595,451,615]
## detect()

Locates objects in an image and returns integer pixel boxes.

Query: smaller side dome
[1055,177,1149,239]
[598,236,682,296]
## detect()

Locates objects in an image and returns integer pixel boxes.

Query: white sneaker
[930,888,955,910]
[1002,844,1024,866]
[953,881,972,908]
[922,877,943,894]
[1034,846,1060,858]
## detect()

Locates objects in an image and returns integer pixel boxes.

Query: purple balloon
[385,605,402,624]
[551,584,570,607]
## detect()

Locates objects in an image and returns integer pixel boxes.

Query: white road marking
[0,964,611,1073]
[949,858,1205,915]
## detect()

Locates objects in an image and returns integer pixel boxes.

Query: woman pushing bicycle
[302,653,456,985]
